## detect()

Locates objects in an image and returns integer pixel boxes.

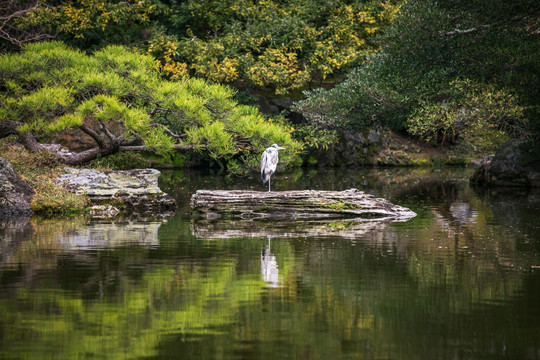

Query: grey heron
[261,144,285,192]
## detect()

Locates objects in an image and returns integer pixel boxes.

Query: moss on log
[190,188,416,220]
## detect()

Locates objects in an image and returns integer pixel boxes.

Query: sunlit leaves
[15,0,402,94]
[145,0,402,94]
[0,41,301,171]
[14,86,75,133]
[186,121,236,159]
[24,0,153,42]
[48,113,84,133]
[247,48,310,95]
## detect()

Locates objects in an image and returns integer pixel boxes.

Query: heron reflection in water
[261,144,285,192]
[261,237,279,287]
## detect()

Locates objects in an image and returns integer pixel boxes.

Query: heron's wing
[261,150,270,183]
[261,150,269,174]
[271,153,279,165]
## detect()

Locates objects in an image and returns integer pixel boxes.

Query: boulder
[471,140,540,187]
[0,157,34,215]
[55,168,176,213]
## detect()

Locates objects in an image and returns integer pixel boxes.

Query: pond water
[1,167,540,359]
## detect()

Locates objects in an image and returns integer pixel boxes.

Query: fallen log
[190,188,416,220]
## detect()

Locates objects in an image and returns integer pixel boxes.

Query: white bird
[261,144,285,192]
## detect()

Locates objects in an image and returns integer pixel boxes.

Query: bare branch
[0,119,22,138]
[59,147,101,166]
[100,124,119,146]
[119,144,197,152]
[79,124,107,148]
[19,132,44,152]
[150,123,184,139]
[0,0,54,48]
[440,25,490,37]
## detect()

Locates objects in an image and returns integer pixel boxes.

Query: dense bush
[295,0,540,143]
[13,0,401,95]
[151,0,400,94]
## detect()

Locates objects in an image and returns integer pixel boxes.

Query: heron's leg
[268,178,271,192]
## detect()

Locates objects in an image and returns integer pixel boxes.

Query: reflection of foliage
[0,217,264,358]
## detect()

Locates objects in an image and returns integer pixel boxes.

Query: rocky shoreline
[0,157,176,217]
[471,140,540,188]
[0,157,34,216]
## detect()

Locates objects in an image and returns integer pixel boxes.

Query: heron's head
[271,144,285,150]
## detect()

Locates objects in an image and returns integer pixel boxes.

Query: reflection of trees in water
[472,187,540,249]
[0,217,168,295]
[0,217,33,266]
[2,168,539,359]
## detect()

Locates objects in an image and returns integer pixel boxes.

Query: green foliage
[17,0,401,95]
[296,0,540,143]
[408,79,526,144]
[147,0,401,94]
[293,123,339,151]
[21,0,153,49]
[0,41,301,171]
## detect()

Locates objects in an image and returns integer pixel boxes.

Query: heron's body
[261,144,285,192]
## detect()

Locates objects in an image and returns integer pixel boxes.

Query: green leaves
[0,40,301,171]
[296,0,539,144]
[145,0,401,94]
[15,86,75,133]
[186,121,235,158]
[408,80,527,144]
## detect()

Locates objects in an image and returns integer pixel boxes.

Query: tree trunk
[191,189,416,220]
[1,119,199,165]
[60,147,102,165]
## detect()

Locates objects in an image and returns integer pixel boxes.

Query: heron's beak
[277,146,285,150]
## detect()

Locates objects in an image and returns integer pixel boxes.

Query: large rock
[55,168,176,213]
[471,140,540,187]
[0,157,34,215]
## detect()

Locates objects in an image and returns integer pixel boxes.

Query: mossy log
[191,188,416,220]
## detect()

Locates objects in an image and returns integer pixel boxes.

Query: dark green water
[1,167,540,359]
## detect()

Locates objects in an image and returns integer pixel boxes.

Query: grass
[0,138,89,216]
